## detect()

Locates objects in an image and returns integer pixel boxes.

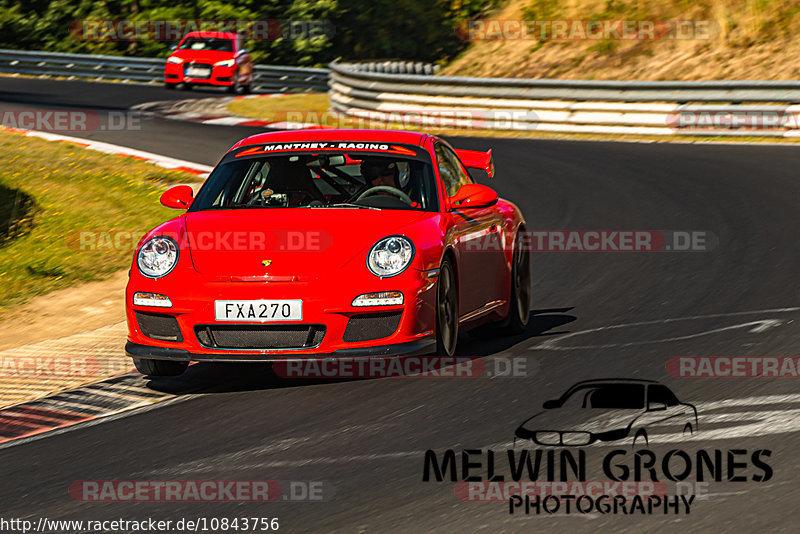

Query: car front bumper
[164,63,238,86]
[126,338,436,363]
[125,267,438,361]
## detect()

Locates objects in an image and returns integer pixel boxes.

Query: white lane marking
[697,393,800,410]
[531,308,799,351]
[141,394,800,473]
[647,409,800,443]
[137,423,398,475]
[507,394,800,446]
[749,319,783,333]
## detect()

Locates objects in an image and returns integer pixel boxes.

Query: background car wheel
[227,72,240,94]
[435,257,458,356]
[504,233,531,334]
[181,83,193,91]
[164,82,176,90]
[633,429,649,447]
[241,83,252,94]
[133,358,188,376]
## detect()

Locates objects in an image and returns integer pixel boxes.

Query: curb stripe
[28,399,106,415]
[0,125,214,178]
[0,372,176,445]
[132,95,326,131]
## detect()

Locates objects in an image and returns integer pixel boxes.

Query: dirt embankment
[444,0,800,80]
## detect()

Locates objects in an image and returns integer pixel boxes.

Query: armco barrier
[329,61,800,136]
[0,49,329,93]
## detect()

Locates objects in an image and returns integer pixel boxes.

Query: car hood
[184,208,432,277]
[170,49,234,63]
[515,408,643,437]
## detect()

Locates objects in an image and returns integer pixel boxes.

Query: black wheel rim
[514,243,531,322]
[438,263,457,354]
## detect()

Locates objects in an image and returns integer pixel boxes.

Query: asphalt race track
[1,76,800,532]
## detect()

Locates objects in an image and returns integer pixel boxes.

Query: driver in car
[359,159,420,208]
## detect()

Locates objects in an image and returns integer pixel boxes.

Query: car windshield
[178,37,234,52]
[561,384,646,409]
[190,149,439,211]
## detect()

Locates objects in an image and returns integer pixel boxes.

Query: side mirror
[160,185,194,210]
[542,400,560,409]
[647,401,667,412]
[169,44,178,51]
[450,183,498,209]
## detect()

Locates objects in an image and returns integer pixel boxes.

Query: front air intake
[343,312,403,342]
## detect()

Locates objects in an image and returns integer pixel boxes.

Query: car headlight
[214,59,235,67]
[367,236,414,277]
[167,56,184,64]
[137,236,179,278]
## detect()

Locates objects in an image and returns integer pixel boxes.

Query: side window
[436,144,473,198]
[444,146,473,191]
[435,144,460,197]
[648,385,679,406]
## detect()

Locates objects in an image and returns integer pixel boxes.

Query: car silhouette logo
[262,260,272,267]
[515,379,698,447]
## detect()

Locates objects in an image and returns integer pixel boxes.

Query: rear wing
[454,149,494,178]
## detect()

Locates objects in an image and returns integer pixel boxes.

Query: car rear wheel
[505,233,531,334]
[181,83,193,91]
[164,82,176,90]
[435,257,458,356]
[133,358,188,376]
[468,232,530,338]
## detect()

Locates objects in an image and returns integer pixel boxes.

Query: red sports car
[125,129,530,376]
[164,31,254,93]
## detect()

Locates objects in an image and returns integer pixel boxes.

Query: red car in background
[125,129,530,376]
[164,31,254,93]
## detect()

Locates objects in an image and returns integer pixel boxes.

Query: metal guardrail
[0,48,329,93]
[329,61,800,137]
[3,49,798,136]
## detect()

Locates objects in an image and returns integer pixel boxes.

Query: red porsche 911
[125,129,530,376]
[164,31,253,93]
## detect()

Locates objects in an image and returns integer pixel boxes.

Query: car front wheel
[133,358,188,376]
[435,257,458,356]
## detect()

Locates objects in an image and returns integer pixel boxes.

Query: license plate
[214,300,302,322]
[186,67,210,77]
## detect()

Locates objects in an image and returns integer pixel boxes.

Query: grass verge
[0,130,202,319]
